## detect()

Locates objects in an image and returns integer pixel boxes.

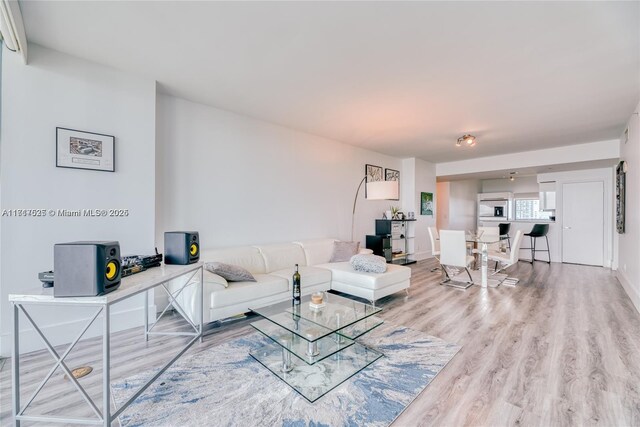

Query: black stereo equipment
[121,251,163,277]
[53,241,121,297]
[38,271,55,288]
[164,231,199,265]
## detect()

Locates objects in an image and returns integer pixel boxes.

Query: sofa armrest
[358,248,374,255]
[167,270,227,325]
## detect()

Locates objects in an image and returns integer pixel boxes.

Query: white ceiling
[19,1,640,162]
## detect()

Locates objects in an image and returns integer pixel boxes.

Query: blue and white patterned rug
[112,323,460,427]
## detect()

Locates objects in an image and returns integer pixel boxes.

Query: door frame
[557,175,613,267]
[561,180,605,266]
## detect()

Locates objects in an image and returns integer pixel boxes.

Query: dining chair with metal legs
[439,230,475,289]
[488,230,524,273]
[427,226,441,272]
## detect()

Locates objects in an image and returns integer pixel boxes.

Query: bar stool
[522,224,550,264]
[498,223,511,249]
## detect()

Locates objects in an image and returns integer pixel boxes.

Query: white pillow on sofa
[204,262,256,284]
[329,241,360,262]
[350,254,387,273]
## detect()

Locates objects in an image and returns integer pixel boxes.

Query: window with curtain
[514,193,552,220]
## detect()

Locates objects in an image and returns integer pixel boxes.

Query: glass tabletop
[250,293,382,343]
[466,234,509,244]
[435,234,509,244]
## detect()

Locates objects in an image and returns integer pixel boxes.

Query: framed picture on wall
[365,164,383,198]
[616,160,627,233]
[56,127,115,172]
[421,192,433,216]
[385,168,400,201]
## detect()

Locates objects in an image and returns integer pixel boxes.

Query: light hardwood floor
[1,259,639,426]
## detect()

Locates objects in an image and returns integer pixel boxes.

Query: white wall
[436,140,619,177]
[0,45,157,356]
[436,181,449,232]
[155,95,403,253]
[436,179,480,231]
[401,158,437,259]
[481,175,540,194]
[617,102,640,312]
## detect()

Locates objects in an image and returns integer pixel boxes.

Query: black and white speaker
[164,231,200,265]
[53,241,121,297]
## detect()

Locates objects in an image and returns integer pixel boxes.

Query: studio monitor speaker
[54,241,121,297]
[164,231,199,265]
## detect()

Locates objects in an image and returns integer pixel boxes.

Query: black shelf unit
[369,219,417,265]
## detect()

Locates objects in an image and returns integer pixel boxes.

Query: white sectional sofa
[169,238,411,324]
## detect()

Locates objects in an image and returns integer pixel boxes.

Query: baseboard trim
[0,305,156,357]
[617,270,640,314]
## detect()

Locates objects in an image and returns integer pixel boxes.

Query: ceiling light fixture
[456,134,477,147]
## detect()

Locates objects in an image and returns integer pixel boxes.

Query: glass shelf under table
[337,315,384,340]
[249,340,383,403]
[251,318,355,365]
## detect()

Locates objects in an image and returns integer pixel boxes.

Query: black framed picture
[365,164,383,198]
[616,160,626,233]
[385,168,400,201]
[56,127,115,172]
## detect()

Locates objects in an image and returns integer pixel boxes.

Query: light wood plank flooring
[1,259,639,426]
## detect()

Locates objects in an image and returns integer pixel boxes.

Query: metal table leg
[481,242,488,287]
[13,303,20,427]
[200,267,204,343]
[103,305,110,427]
[144,290,149,342]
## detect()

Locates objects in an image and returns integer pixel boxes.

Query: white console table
[9,262,204,426]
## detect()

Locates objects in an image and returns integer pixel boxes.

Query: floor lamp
[351,178,399,241]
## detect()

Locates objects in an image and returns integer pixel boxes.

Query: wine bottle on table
[292,264,301,305]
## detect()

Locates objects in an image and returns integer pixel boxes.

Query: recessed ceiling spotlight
[456,134,476,147]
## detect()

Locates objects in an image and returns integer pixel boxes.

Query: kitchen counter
[477,220,560,263]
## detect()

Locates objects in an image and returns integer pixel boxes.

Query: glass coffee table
[249,293,384,402]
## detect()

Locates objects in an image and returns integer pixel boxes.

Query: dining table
[465,233,510,287]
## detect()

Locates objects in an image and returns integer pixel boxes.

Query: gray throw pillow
[204,262,256,282]
[329,241,360,262]
[350,254,387,273]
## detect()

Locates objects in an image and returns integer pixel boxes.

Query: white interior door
[562,181,604,266]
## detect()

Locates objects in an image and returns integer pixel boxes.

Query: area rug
[112,323,460,427]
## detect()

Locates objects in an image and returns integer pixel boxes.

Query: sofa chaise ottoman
[168,238,411,324]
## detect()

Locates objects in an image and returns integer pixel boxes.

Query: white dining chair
[427,226,440,272]
[488,230,524,273]
[478,226,500,251]
[439,230,475,289]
